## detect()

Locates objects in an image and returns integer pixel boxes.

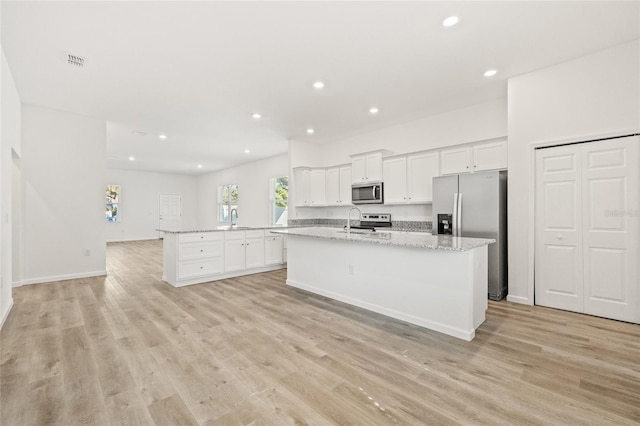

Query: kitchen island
[158,227,287,287]
[271,227,495,341]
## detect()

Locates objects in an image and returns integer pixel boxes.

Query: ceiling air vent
[67,54,85,67]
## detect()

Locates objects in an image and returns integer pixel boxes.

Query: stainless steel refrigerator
[432,170,507,300]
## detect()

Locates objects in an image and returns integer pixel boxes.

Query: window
[218,184,238,223]
[271,176,288,226]
[106,185,121,222]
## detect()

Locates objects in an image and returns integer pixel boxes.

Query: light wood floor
[1,240,639,425]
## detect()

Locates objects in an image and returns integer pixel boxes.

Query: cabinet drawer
[245,230,265,239]
[179,242,223,260]
[224,230,246,240]
[178,258,223,279]
[179,232,223,243]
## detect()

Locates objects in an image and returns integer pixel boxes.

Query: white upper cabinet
[382,157,407,204]
[440,140,507,175]
[407,152,439,203]
[383,152,439,204]
[326,165,352,206]
[309,169,326,206]
[352,152,383,182]
[294,168,311,207]
[472,141,508,172]
[440,146,472,175]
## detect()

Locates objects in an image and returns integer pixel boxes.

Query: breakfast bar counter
[271,227,495,341]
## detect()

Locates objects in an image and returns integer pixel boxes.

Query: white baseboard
[107,237,161,243]
[0,298,14,329]
[12,280,22,288]
[20,270,107,286]
[506,294,531,305]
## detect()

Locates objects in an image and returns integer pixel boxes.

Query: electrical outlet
[348,264,354,275]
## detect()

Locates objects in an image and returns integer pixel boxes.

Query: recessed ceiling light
[484,69,497,77]
[306,128,315,135]
[158,134,167,139]
[251,113,262,119]
[313,81,325,89]
[197,164,203,169]
[128,156,135,161]
[244,149,251,154]
[442,16,459,27]
[369,107,379,114]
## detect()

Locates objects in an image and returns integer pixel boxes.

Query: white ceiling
[2,1,639,175]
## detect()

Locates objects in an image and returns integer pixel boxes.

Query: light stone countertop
[270,227,495,252]
[156,226,294,234]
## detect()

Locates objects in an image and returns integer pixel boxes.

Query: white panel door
[159,194,182,231]
[581,137,639,323]
[535,145,584,313]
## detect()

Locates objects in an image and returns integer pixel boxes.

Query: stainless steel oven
[351,182,383,204]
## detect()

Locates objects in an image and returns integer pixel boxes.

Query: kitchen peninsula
[158,227,287,287]
[271,227,495,341]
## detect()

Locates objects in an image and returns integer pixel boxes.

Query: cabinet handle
[200,249,204,252]
[200,236,204,239]
[200,266,203,269]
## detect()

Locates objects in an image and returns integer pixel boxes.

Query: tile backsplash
[288,218,432,232]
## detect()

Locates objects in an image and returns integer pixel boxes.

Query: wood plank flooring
[1,239,639,425]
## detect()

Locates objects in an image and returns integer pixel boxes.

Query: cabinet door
[264,235,284,265]
[365,153,383,181]
[295,169,311,207]
[473,141,507,172]
[407,152,439,203]
[441,146,472,175]
[309,169,326,206]
[351,156,366,182]
[245,237,265,269]
[382,157,407,204]
[325,168,340,206]
[224,240,246,272]
[339,166,352,205]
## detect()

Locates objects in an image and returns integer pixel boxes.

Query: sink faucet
[346,207,362,233]
[230,208,238,226]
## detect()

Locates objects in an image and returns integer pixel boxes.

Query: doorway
[159,194,182,237]
[534,135,639,323]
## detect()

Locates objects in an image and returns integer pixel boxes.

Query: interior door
[581,137,639,323]
[535,145,584,313]
[159,194,182,233]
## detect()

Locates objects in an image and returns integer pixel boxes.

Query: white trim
[506,294,530,305]
[12,280,22,288]
[0,298,14,329]
[19,270,107,286]
[287,278,475,341]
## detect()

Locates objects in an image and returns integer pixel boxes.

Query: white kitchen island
[271,227,495,341]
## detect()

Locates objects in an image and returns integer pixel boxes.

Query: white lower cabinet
[264,235,284,265]
[177,233,224,280]
[245,232,265,269]
[163,229,286,287]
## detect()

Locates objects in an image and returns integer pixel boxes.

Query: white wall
[507,39,640,305]
[290,99,508,221]
[21,105,107,285]
[197,154,289,228]
[1,47,21,326]
[105,168,199,241]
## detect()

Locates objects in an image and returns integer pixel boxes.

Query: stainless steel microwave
[351,182,383,204]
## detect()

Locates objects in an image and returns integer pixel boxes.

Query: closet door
[581,137,639,323]
[535,145,584,313]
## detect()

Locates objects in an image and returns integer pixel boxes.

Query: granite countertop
[156,226,296,234]
[270,227,495,252]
